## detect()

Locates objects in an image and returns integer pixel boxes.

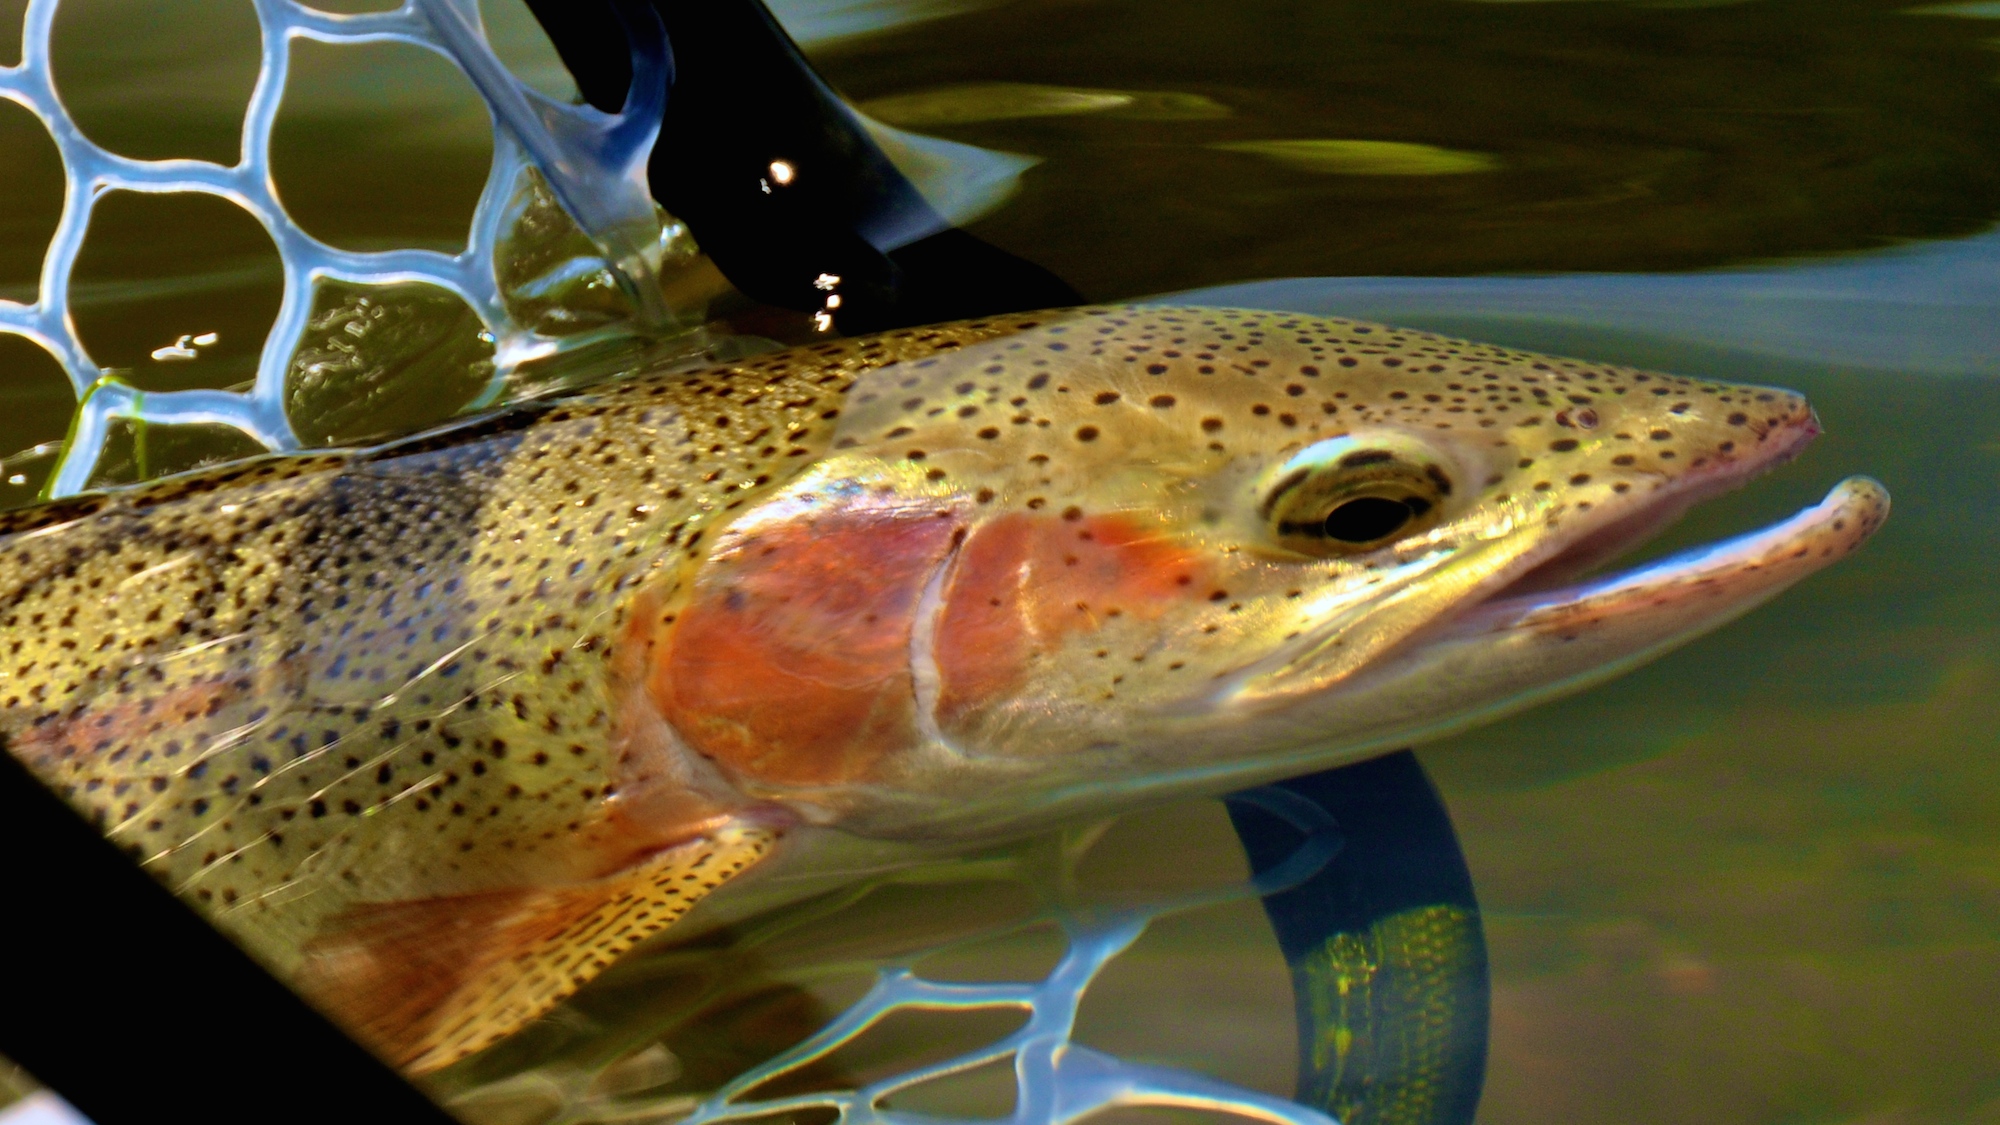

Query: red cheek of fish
[649,509,961,788]
[933,512,1207,727]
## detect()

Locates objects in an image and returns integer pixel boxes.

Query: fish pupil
[1324,496,1414,543]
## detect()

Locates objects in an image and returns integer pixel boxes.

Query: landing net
[0,0,694,499]
[0,3,1350,1124]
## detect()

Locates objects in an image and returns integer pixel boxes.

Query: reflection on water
[800,0,2000,292]
[763,0,1001,48]
[0,1,1996,1124]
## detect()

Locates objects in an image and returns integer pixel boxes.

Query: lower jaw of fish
[1449,474,1888,644]
[1281,474,1891,758]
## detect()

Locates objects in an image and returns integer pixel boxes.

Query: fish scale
[0,306,1882,1075]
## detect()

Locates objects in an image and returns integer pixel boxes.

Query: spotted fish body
[0,307,1884,1072]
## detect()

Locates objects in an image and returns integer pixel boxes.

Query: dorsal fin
[297,823,777,1073]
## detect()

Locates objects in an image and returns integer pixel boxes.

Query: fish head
[648,308,1887,837]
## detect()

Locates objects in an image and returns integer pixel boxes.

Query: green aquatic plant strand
[130,392,146,483]
[39,375,135,502]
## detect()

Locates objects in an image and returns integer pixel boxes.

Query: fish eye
[1259,437,1452,555]
[1322,494,1423,543]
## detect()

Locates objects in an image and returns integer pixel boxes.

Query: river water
[1,1,1997,1123]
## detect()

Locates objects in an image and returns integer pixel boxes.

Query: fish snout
[1757,390,1821,463]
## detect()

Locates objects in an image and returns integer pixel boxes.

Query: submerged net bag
[435,789,1356,1125]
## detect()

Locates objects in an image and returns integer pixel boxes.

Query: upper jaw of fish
[1218,400,1886,712]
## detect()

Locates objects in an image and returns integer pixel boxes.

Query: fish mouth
[1446,472,1888,648]
[1231,406,1887,712]
[1443,406,1863,633]
[1334,414,1891,713]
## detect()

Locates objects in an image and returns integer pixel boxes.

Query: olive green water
[2,1,1998,1123]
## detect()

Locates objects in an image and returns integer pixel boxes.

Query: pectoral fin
[298,824,778,1074]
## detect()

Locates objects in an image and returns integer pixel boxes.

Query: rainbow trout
[0,307,1885,1072]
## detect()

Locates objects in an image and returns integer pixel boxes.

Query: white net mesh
[0,0,693,499]
[669,790,1338,1125]
[441,790,1344,1125]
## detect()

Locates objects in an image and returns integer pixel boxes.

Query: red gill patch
[650,505,960,788]
[933,511,1207,727]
